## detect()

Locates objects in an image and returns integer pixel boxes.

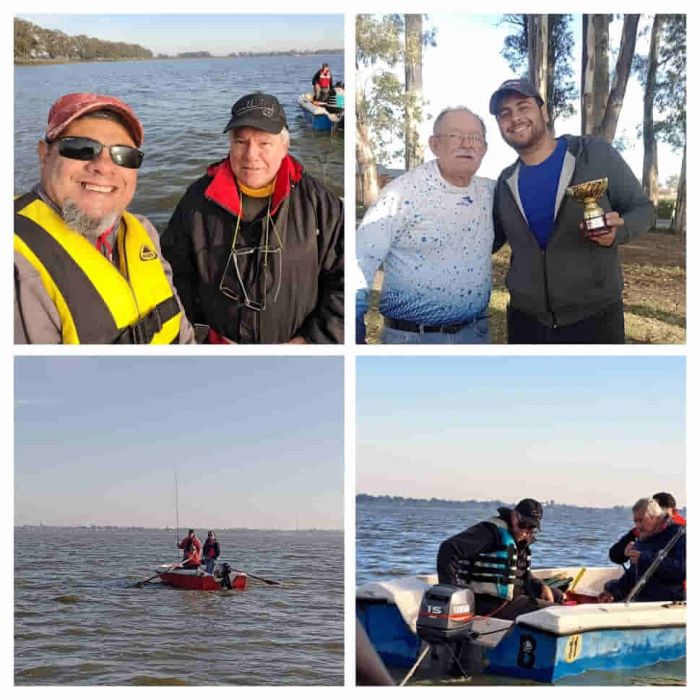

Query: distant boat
[297,93,343,132]
[357,566,686,683]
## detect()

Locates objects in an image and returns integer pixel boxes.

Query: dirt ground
[364,229,686,345]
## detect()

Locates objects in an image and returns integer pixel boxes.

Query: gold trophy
[566,177,610,237]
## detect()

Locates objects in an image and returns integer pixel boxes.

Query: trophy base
[583,225,612,239]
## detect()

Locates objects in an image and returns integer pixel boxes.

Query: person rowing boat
[178,529,202,568]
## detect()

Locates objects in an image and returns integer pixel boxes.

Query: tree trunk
[591,15,610,136]
[404,14,424,171]
[581,15,595,134]
[356,82,379,207]
[599,14,640,143]
[642,15,662,213]
[527,14,549,107]
[672,145,686,234]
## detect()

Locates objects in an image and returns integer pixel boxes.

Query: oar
[624,525,686,605]
[131,559,188,587]
[240,570,284,586]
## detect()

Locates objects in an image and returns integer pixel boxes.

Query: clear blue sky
[19,14,344,55]
[15,357,343,529]
[357,356,686,508]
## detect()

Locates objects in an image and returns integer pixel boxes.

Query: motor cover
[416,584,476,643]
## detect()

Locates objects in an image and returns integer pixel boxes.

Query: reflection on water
[15,53,344,229]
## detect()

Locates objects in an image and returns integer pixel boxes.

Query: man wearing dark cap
[437,498,562,619]
[14,92,194,344]
[489,78,653,344]
[161,92,344,344]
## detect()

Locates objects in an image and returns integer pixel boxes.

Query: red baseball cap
[45,93,144,147]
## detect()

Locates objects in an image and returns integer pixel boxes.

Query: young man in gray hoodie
[490,79,653,344]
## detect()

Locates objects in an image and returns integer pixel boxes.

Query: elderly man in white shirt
[355,106,495,344]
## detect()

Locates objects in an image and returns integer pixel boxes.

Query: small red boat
[157,565,247,591]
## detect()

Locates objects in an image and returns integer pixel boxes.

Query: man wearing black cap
[489,78,653,343]
[437,498,562,619]
[161,92,344,344]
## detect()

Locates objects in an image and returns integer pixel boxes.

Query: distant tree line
[14,17,153,62]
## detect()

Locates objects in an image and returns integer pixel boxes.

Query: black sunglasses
[51,136,144,169]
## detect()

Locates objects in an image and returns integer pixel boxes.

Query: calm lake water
[15,527,343,685]
[356,498,685,686]
[14,53,344,229]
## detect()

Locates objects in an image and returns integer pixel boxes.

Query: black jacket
[609,527,637,565]
[437,507,543,599]
[494,135,653,327]
[161,155,344,343]
[604,521,685,602]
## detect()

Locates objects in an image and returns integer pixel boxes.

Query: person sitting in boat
[312,63,333,103]
[609,491,686,565]
[600,497,685,603]
[437,498,564,620]
[178,529,202,569]
[202,531,221,574]
[326,82,345,114]
[161,92,344,344]
[14,92,194,344]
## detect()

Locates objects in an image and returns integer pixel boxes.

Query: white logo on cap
[234,97,275,118]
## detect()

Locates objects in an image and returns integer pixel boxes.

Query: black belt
[114,296,180,344]
[384,316,477,334]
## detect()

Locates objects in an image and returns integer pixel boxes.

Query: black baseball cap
[489,78,544,115]
[514,498,543,529]
[223,92,288,135]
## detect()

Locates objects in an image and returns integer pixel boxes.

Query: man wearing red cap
[161,92,343,344]
[14,92,194,344]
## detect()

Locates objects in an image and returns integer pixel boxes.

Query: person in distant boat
[355,106,494,344]
[437,498,564,620]
[312,63,333,102]
[609,491,686,565]
[326,82,345,113]
[161,92,344,344]
[178,529,202,569]
[202,531,221,574]
[599,497,685,603]
[14,92,194,344]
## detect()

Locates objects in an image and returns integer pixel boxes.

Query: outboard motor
[417,584,476,643]
[401,585,476,685]
[220,563,233,590]
[218,563,247,591]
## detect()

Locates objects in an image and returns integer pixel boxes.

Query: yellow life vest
[14,192,182,344]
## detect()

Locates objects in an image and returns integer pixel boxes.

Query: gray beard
[62,201,118,242]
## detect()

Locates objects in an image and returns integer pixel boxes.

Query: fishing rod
[174,469,180,562]
[624,525,685,605]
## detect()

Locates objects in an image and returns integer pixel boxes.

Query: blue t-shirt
[518,137,567,249]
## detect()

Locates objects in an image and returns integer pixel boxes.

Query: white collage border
[3,0,696,697]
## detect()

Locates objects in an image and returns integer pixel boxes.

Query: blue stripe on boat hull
[357,601,421,668]
[300,108,333,131]
[486,624,686,682]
